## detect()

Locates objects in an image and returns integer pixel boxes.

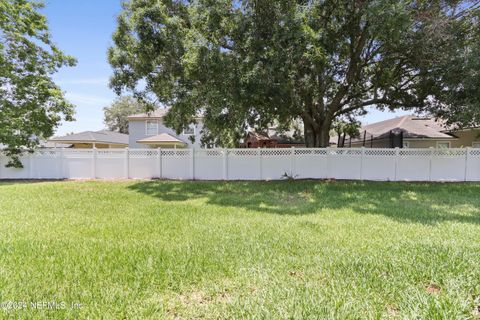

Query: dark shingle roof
[48,130,129,145]
[357,115,454,140]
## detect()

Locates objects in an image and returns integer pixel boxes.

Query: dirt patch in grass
[426,283,442,294]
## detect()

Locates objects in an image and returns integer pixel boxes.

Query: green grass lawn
[0,180,480,319]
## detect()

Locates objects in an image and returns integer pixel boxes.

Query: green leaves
[109,0,480,147]
[104,96,147,134]
[0,0,76,167]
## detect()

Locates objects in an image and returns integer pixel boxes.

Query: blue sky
[43,0,122,135]
[43,0,409,136]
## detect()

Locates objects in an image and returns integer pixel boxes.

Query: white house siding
[128,119,204,148]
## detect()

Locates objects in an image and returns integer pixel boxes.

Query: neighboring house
[242,132,278,148]
[128,109,203,148]
[241,131,306,148]
[345,115,480,148]
[48,130,129,148]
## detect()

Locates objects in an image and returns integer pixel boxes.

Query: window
[473,142,480,148]
[436,141,451,149]
[182,124,195,135]
[402,141,410,148]
[145,121,158,135]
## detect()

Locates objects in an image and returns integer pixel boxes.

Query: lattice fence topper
[34,149,59,157]
[294,148,328,155]
[364,149,396,156]
[196,149,223,157]
[228,149,260,157]
[128,149,159,158]
[399,149,432,157]
[97,150,127,158]
[432,149,467,157]
[470,149,480,157]
[330,149,362,156]
[160,149,190,157]
[63,149,94,158]
[260,149,292,156]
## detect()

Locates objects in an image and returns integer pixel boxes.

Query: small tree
[104,96,145,134]
[0,0,76,167]
[332,119,361,147]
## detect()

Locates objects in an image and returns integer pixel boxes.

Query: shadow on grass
[127,180,480,225]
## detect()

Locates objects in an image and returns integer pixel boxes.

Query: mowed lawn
[1,180,480,319]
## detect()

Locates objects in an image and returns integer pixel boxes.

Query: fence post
[465,147,470,181]
[60,148,65,179]
[326,147,331,179]
[394,147,399,181]
[360,147,365,180]
[428,148,434,182]
[223,148,228,180]
[125,147,129,179]
[191,148,195,180]
[290,147,295,177]
[29,151,34,179]
[258,148,262,180]
[157,148,162,179]
[92,147,97,179]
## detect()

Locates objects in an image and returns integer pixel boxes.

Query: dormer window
[145,120,158,135]
[182,124,195,135]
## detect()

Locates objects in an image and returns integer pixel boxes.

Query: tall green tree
[109,0,480,147]
[0,0,76,166]
[104,96,145,134]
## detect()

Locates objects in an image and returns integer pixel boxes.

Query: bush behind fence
[0,148,480,181]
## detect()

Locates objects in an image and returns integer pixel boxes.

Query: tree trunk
[303,118,332,148]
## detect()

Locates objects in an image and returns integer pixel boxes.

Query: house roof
[247,131,272,141]
[136,133,187,145]
[128,108,170,120]
[357,115,455,140]
[48,130,129,145]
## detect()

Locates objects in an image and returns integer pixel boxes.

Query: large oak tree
[109,0,480,147]
[0,0,76,166]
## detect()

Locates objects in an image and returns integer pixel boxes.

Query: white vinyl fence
[0,147,480,181]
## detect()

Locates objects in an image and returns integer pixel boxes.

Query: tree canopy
[109,0,480,147]
[0,0,76,166]
[104,96,145,134]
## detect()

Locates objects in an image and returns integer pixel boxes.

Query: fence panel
[328,149,362,180]
[161,149,191,180]
[396,149,431,181]
[227,149,261,180]
[31,149,62,179]
[128,149,160,179]
[466,148,480,181]
[96,149,127,179]
[0,154,32,179]
[430,149,466,181]
[362,149,397,181]
[194,149,224,180]
[294,149,328,179]
[260,149,292,180]
[62,149,94,179]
